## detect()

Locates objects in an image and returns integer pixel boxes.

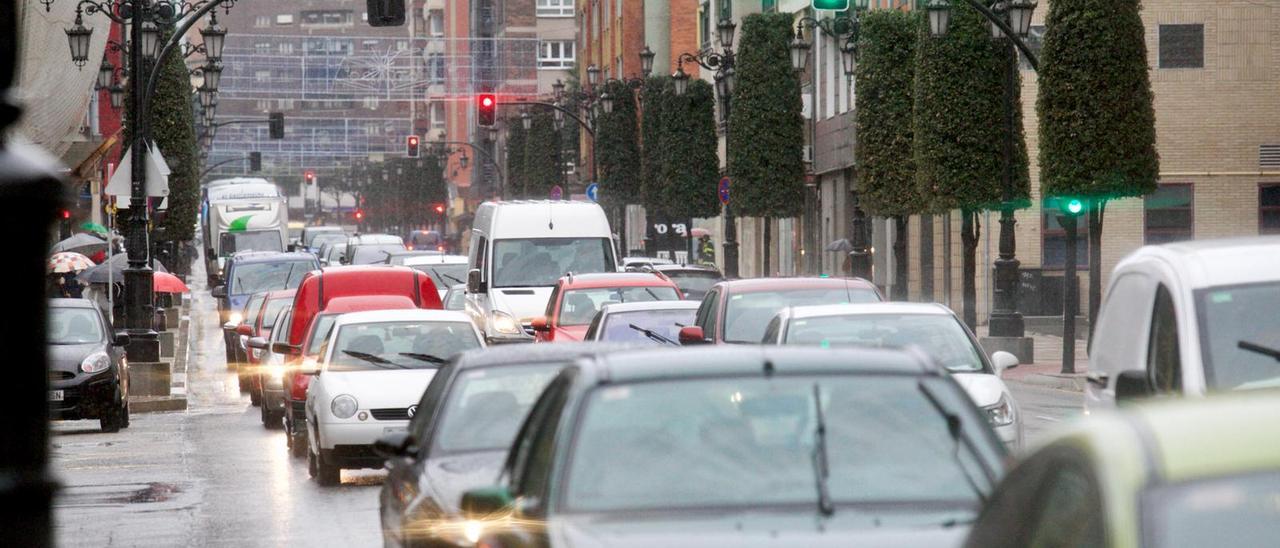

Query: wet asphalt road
[50,262,1083,546]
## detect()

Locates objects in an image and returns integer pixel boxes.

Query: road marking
[1035,415,1060,422]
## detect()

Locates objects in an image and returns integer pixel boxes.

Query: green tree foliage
[523,111,560,198]
[855,10,922,217]
[359,156,447,231]
[727,12,805,219]
[504,121,527,198]
[1037,0,1157,199]
[595,79,642,207]
[640,76,669,211]
[913,3,1029,212]
[661,79,721,219]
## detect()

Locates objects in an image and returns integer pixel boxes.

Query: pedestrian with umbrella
[47,252,95,298]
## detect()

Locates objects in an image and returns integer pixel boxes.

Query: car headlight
[491,311,521,335]
[331,394,358,419]
[269,364,285,381]
[983,395,1015,427]
[229,312,243,325]
[80,351,111,374]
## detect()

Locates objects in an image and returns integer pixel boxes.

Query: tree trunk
[920,214,934,302]
[1088,202,1106,341]
[892,215,909,301]
[1063,213,1079,374]
[763,218,772,277]
[960,210,979,330]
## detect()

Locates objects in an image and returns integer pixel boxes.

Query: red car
[679,277,882,345]
[533,272,682,343]
[245,289,296,407]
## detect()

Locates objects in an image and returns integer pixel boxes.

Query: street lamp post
[671,14,738,278]
[47,0,236,361]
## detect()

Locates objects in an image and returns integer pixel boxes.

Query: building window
[304,38,353,55]
[277,99,294,110]
[254,42,271,55]
[256,99,271,111]
[699,2,711,48]
[301,10,353,26]
[1159,24,1204,69]
[255,15,271,28]
[430,103,445,129]
[363,96,380,110]
[427,53,446,83]
[428,9,445,35]
[1144,184,1194,244]
[397,40,409,51]
[275,14,294,25]
[1261,184,1280,234]
[537,0,574,17]
[278,42,294,55]
[255,69,271,82]
[538,40,575,69]
[1041,198,1090,269]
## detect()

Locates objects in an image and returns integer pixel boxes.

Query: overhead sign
[585,182,599,202]
[718,177,731,205]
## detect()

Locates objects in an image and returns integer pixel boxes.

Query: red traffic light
[354,208,364,221]
[478,93,496,126]
[433,203,445,214]
[61,209,71,220]
[303,170,316,184]
[407,135,420,157]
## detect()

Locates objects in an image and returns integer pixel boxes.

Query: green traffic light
[1066,199,1084,215]
[812,0,851,10]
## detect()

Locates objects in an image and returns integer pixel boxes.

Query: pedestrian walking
[698,235,716,267]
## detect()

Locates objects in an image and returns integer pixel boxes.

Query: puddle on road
[59,482,181,507]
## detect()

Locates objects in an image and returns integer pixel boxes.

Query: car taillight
[290,373,311,401]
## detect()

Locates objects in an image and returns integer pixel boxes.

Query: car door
[1146,284,1183,395]
[694,288,721,342]
[382,362,456,539]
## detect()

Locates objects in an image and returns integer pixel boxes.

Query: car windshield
[325,244,347,262]
[600,309,697,344]
[242,295,266,325]
[260,298,291,329]
[303,229,343,248]
[306,315,338,356]
[492,238,615,288]
[724,287,881,343]
[564,375,991,514]
[48,307,104,345]
[558,286,681,326]
[444,287,466,311]
[1145,471,1280,548]
[407,263,469,288]
[784,314,986,373]
[325,321,479,372]
[1196,282,1280,390]
[220,231,282,256]
[229,261,313,295]
[665,271,722,300]
[350,244,407,265]
[433,364,561,454]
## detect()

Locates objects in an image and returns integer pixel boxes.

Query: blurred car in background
[224,292,266,374]
[679,277,882,345]
[621,256,674,270]
[401,254,469,299]
[642,263,724,301]
[212,250,316,325]
[532,273,682,343]
[249,305,293,428]
[345,234,407,265]
[442,283,466,311]
[965,393,1280,548]
[299,226,345,253]
[241,289,295,406]
[319,242,348,266]
[582,300,700,346]
[47,299,131,433]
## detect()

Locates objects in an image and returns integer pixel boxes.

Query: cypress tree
[523,111,561,198]
[504,121,527,198]
[596,79,641,208]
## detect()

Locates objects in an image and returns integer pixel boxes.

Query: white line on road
[1035,415,1060,422]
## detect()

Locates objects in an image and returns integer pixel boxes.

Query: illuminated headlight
[464,520,484,543]
[229,312,243,325]
[491,311,521,335]
[80,351,111,374]
[269,364,285,381]
[983,395,1015,427]
[331,394,358,419]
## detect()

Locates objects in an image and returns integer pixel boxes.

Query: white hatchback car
[305,309,483,485]
[1086,236,1280,409]
[763,302,1023,449]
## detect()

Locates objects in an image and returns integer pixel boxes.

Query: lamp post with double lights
[668,15,738,277]
[47,0,235,360]
[923,0,1038,341]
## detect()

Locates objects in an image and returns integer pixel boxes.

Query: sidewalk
[976,325,1089,393]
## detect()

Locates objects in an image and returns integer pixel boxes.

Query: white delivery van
[464,200,618,343]
[203,180,289,283]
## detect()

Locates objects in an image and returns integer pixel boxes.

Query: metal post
[721,90,739,279]
[989,38,1024,338]
[124,1,158,361]
[1062,213,1078,374]
[849,196,871,279]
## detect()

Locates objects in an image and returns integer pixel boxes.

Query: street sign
[718,177,731,205]
[585,183,599,202]
[550,185,563,200]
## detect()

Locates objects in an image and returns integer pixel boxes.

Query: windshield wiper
[627,324,678,346]
[398,352,446,365]
[811,384,835,518]
[917,381,990,504]
[440,272,466,285]
[1238,340,1280,362]
[341,350,400,368]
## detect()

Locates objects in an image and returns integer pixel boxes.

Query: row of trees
[329,155,448,231]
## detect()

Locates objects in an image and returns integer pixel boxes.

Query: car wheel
[120,397,131,429]
[237,370,250,393]
[290,431,308,458]
[261,404,283,430]
[249,385,262,406]
[307,445,319,478]
[100,391,124,433]
[310,446,340,486]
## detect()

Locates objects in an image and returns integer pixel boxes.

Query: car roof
[782,302,953,320]
[558,272,675,289]
[1119,236,1280,289]
[623,256,674,264]
[349,234,403,244]
[1130,394,1280,482]
[599,300,701,314]
[322,295,419,312]
[229,251,316,265]
[649,263,721,274]
[587,346,937,384]
[717,276,878,293]
[452,342,646,370]
[303,226,344,233]
[49,298,98,309]
[403,254,468,266]
[331,309,471,327]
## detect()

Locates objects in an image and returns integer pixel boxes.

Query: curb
[1017,372,1087,393]
[129,395,188,413]
[129,300,192,413]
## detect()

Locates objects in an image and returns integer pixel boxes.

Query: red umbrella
[153,272,189,294]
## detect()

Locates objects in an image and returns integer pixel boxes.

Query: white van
[1085,236,1280,409]
[203,180,289,283]
[464,201,618,343]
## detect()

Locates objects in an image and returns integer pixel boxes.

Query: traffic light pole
[503,100,598,195]
[435,141,504,193]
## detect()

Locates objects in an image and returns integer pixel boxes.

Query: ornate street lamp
[841,39,858,76]
[109,82,125,109]
[521,111,532,131]
[639,46,656,77]
[671,65,690,96]
[202,63,222,91]
[586,64,600,87]
[717,17,736,50]
[927,0,953,38]
[65,13,93,68]
[789,30,811,73]
[198,86,217,109]
[600,91,614,114]
[140,21,161,60]
[553,101,564,123]
[552,79,565,101]
[1007,0,1038,37]
[200,12,227,62]
[96,59,114,89]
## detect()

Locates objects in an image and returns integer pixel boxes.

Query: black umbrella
[825,239,854,253]
[51,232,109,255]
[77,253,167,285]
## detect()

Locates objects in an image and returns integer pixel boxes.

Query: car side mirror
[531,316,550,333]
[460,486,515,518]
[211,285,227,298]
[1115,370,1154,402]
[247,337,268,350]
[272,342,301,355]
[991,351,1019,375]
[236,324,254,336]
[679,326,708,345]
[467,268,484,293]
[112,332,131,347]
[373,431,417,459]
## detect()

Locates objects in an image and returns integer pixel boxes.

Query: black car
[48,298,131,432]
[459,346,1007,548]
[642,263,723,300]
[376,343,641,548]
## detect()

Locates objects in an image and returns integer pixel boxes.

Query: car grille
[49,371,76,382]
[370,408,410,421]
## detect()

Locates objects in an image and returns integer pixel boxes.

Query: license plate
[49,390,64,402]
[382,426,407,435]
